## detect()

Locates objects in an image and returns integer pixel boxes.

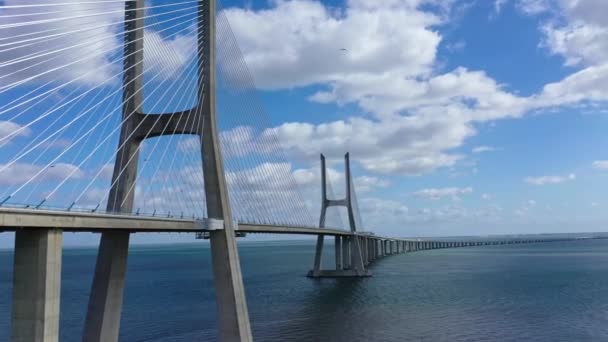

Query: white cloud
[524,173,576,185]
[517,0,550,15]
[413,186,473,200]
[0,0,196,87]
[0,121,31,145]
[0,162,84,185]
[494,0,510,14]
[264,116,470,175]
[224,0,441,91]
[524,0,608,69]
[222,0,608,177]
[472,145,498,153]
[292,165,389,195]
[143,28,197,79]
[97,163,115,181]
[592,160,608,169]
[0,0,123,86]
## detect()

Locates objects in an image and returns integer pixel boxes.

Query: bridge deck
[0,208,601,245]
[0,208,358,236]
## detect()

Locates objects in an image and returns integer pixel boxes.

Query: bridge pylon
[308,153,372,278]
[82,1,252,341]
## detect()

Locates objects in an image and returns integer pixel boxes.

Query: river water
[1,238,608,341]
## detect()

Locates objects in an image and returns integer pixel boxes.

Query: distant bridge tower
[308,153,372,277]
[83,1,252,341]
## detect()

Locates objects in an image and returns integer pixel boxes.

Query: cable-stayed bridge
[0,1,596,341]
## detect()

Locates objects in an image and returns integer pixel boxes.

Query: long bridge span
[0,1,597,341]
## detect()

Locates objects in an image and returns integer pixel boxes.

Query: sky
[1,0,608,247]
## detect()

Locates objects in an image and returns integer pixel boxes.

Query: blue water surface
[1,239,608,341]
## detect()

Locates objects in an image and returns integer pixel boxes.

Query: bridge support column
[335,236,342,270]
[11,229,62,342]
[343,237,351,269]
[83,232,130,342]
[372,239,376,261]
[373,239,378,259]
[363,237,369,265]
[310,235,324,277]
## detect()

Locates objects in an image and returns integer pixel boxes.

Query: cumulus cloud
[592,160,608,170]
[0,121,31,145]
[530,0,608,67]
[263,116,469,175]
[0,162,84,185]
[513,0,608,113]
[0,0,196,87]
[413,186,473,200]
[524,173,576,185]
[219,0,608,177]
[292,165,389,194]
[224,0,441,91]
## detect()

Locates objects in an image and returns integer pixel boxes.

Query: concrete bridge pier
[11,229,62,342]
[335,236,343,270]
[370,238,375,262]
[362,237,369,266]
[343,237,351,269]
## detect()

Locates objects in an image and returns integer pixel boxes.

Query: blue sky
[1,0,608,247]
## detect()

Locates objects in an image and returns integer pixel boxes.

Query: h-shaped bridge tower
[308,153,372,277]
[80,1,252,341]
